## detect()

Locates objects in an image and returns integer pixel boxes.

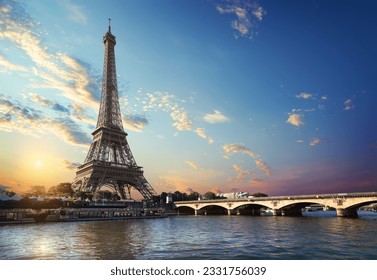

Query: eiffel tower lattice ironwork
[72,21,157,200]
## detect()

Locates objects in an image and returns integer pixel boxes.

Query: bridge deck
[174,192,377,205]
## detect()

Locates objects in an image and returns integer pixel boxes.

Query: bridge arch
[174,192,377,218]
[175,206,195,215]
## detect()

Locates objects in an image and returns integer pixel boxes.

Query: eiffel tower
[72,20,157,201]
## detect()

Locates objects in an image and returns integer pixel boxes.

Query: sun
[35,160,42,168]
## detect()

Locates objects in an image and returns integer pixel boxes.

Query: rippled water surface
[1,211,377,259]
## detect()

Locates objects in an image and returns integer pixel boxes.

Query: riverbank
[0,206,167,224]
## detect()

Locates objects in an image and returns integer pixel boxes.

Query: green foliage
[26,185,46,197]
[48,182,74,196]
[251,192,268,197]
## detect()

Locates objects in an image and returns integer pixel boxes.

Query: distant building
[217,192,250,199]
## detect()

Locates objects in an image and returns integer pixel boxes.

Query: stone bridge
[174,192,377,218]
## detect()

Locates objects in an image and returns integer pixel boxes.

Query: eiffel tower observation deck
[72,20,157,201]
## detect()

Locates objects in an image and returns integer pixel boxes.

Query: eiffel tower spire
[72,21,157,201]
[96,18,123,131]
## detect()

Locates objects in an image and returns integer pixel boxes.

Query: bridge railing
[174,192,377,204]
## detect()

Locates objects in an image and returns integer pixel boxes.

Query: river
[1,211,377,259]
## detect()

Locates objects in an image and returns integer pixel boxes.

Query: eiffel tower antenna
[72,20,157,201]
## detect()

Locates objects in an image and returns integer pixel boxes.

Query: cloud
[232,164,251,181]
[223,143,271,176]
[0,97,44,135]
[223,143,256,158]
[50,118,91,146]
[61,159,81,171]
[309,137,321,147]
[186,161,199,170]
[296,92,313,99]
[59,0,88,25]
[1,2,99,109]
[286,113,304,127]
[0,96,91,146]
[309,137,331,147]
[194,128,214,144]
[170,110,192,131]
[0,54,27,72]
[142,91,192,131]
[343,98,354,111]
[141,91,214,143]
[216,0,266,39]
[29,93,69,114]
[52,103,69,113]
[254,158,271,176]
[122,114,149,132]
[203,110,229,124]
[70,103,96,125]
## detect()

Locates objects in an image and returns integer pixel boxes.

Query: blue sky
[0,0,376,196]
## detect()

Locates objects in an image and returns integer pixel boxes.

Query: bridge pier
[195,209,198,216]
[227,209,232,215]
[271,209,282,216]
[336,208,358,218]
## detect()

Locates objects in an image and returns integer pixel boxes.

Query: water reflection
[1,212,377,259]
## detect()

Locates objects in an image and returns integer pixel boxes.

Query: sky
[0,0,377,197]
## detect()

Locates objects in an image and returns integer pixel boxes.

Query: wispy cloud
[203,110,229,124]
[309,137,331,147]
[141,90,215,143]
[343,98,354,111]
[50,118,91,146]
[0,54,27,72]
[142,91,192,131]
[216,0,266,39]
[296,92,313,99]
[309,137,321,147]
[286,112,304,127]
[1,2,99,108]
[195,128,214,144]
[231,164,251,181]
[186,160,199,170]
[0,1,102,147]
[60,159,81,171]
[0,96,90,146]
[223,143,271,176]
[223,143,256,158]
[59,0,88,25]
[123,114,149,132]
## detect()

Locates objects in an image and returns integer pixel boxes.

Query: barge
[0,207,166,224]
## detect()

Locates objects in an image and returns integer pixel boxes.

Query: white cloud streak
[203,110,229,124]
[216,0,266,39]
[186,160,199,170]
[296,92,313,99]
[343,98,354,111]
[223,143,271,176]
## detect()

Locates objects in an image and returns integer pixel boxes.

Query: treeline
[158,191,268,202]
[23,183,74,197]
[0,183,74,209]
[1,182,268,209]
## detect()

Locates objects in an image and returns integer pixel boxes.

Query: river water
[1,211,377,260]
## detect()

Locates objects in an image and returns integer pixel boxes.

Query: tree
[203,191,217,200]
[55,182,74,196]
[187,191,200,201]
[27,185,46,197]
[252,192,268,197]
